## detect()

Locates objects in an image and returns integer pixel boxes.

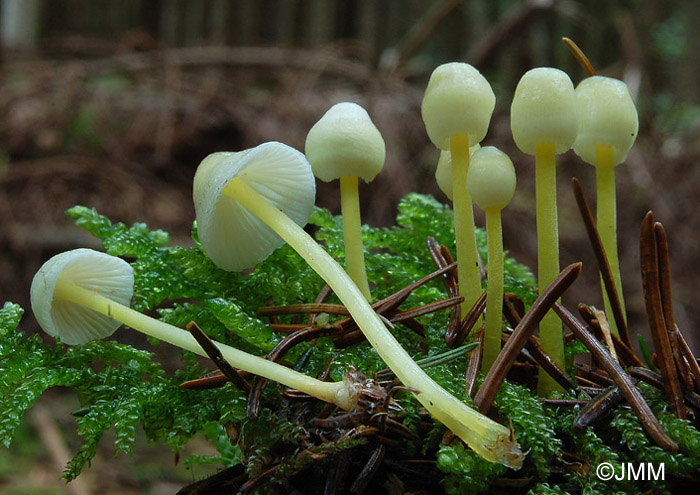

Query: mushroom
[30,248,359,410]
[510,67,578,395]
[434,144,480,201]
[422,62,496,324]
[573,75,638,338]
[305,102,386,301]
[193,143,315,272]
[193,141,523,468]
[466,147,516,371]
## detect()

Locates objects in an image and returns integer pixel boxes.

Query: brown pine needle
[554,303,679,452]
[562,37,597,76]
[572,178,633,349]
[186,321,251,392]
[465,328,484,398]
[640,212,686,419]
[573,385,625,429]
[654,222,696,392]
[473,262,582,414]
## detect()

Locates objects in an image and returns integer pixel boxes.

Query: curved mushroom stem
[481,206,504,372]
[451,135,482,331]
[224,177,523,468]
[53,279,356,410]
[535,142,565,396]
[596,144,626,337]
[340,176,372,302]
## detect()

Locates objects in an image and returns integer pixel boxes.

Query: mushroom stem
[451,134,481,328]
[340,176,372,301]
[535,142,565,396]
[596,144,626,337]
[223,177,523,468]
[481,206,504,372]
[53,279,355,410]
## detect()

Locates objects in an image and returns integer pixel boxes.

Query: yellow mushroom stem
[340,176,372,302]
[596,143,626,338]
[535,142,565,396]
[450,134,482,329]
[481,205,504,372]
[52,279,355,409]
[223,177,523,468]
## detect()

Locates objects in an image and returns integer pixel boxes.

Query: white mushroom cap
[466,146,516,211]
[193,142,316,272]
[573,76,639,166]
[305,102,386,183]
[30,249,134,345]
[434,144,481,201]
[510,67,579,155]
[421,62,496,150]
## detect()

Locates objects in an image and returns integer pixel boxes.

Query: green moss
[437,442,507,494]
[2,195,697,493]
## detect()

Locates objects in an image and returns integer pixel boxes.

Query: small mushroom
[510,67,578,395]
[573,75,638,337]
[30,248,358,409]
[193,142,315,272]
[466,147,516,371]
[193,141,523,468]
[422,62,495,323]
[434,144,480,201]
[305,102,386,301]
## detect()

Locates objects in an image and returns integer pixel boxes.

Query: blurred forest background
[1,0,700,493]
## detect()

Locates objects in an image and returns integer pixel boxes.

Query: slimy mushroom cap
[421,62,495,150]
[510,67,578,155]
[193,142,316,272]
[30,249,134,345]
[466,146,516,210]
[305,102,386,183]
[573,75,638,166]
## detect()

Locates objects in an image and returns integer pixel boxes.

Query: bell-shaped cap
[305,102,386,183]
[421,62,495,150]
[434,144,481,201]
[466,146,516,211]
[30,248,134,345]
[193,142,316,272]
[573,76,638,166]
[510,67,578,155]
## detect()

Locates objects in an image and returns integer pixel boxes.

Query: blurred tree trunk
[184,0,206,46]
[159,0,181,46]
[678,2,700,104]
[357,0,378,62]
[235,0,259,45]
[209,0,231,44]
[1,0,41,49]
[275,0,299,45]
[303,0,335,47]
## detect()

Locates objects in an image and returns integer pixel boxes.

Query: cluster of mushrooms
[29,58,638,470]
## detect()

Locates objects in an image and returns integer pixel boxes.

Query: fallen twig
[31,405,91,495]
